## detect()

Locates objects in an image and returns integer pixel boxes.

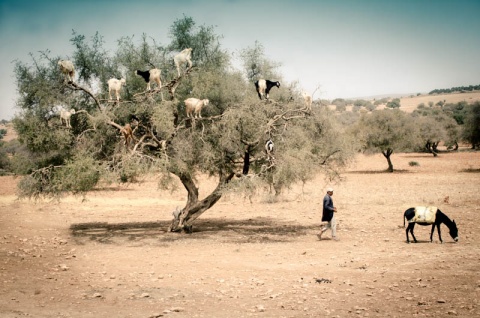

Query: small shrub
[408,161,419,167]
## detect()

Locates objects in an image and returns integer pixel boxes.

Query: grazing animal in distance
[58,60,75,83]
[174,48,193,77]
[184,98,209,118]
[255,79,280,100]
[60,108,76,128]
[107,78,126,101]
[404,206,458,243]
[135,68,162,91]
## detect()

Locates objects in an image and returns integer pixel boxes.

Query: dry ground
[0,151,479,318]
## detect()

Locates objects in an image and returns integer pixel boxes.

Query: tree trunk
[382,149,394,172]
[169,170,235,233]
[425,141,438,157]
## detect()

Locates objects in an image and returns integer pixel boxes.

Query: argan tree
[411,106,460,155]
[352,109,415,172]
[461,101,480,149]
[12,17,353,232]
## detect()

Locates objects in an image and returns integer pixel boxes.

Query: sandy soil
[0,150,479,317]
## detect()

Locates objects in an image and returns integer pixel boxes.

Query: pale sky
[1,0,479,120]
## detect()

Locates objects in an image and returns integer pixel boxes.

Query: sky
[1,0,479,120]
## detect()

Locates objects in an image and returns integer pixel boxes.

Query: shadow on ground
[70,217,316,245]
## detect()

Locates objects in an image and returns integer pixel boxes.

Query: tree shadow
[460,168,480,173]
[346,169,411,174]
[69,217,316,246]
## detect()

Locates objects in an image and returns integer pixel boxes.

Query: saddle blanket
[410,206,437,224]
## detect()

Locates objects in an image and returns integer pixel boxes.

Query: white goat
[58,60,75,82]
[60,108,76,128]
[184,98,209,118]
[302,91,312,110]
[174,48,193,77]
[107,78,126,101]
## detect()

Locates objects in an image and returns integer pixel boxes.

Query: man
[318,187,338,240]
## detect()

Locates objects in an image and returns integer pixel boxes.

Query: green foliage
[239,41,282,82]
[408,161,419,166]
[353,109,415,154]
[462,101,480,148]
[12,16,353,208]
[429,84,480,95]
[386,98,400,109]
[373,98,389,106]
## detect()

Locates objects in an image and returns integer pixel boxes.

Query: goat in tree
[107,78,126,101]
[255,79,280,100]
[174,48,193,77]
[58,60,75,83]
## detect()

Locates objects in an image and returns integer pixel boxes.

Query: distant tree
[373,98,389,106]
[462,101,480,149]
[11,17,353,233]
[238,41,281,83]
[352,109,415,172]
[412,116,445,156]
[386,98,400,109]
[0,129,6,140]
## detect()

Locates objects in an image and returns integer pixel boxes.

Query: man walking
[318,187,338,240]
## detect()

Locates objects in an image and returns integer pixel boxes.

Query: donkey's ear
[453,219,456,224]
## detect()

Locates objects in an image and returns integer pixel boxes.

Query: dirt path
[1,151,479,317]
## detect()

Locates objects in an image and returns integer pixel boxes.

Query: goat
[184,98,209,118]
[135,68,161,91]
[122,123,134,146]
[265,139,274,154]
[107,78,126,101]
[302,91,312,110]
[254,79,280,100]
[58,60,75,83]
[60,108,76,128]
[174,48,193,77]
[265,139,275,161]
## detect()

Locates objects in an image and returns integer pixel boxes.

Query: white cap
[327,187,334,192]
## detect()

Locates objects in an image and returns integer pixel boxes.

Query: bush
[408,161,419,166]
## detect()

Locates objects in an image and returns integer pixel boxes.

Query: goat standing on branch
[107,78,126,101]
[58,60,75,83]
[59,108,76,128]
[302,91,312,111]
[122,123,135,147]
[255,79,280,100]
[135,68,162,91]
[174,48,193,77]
[185,98,209,118]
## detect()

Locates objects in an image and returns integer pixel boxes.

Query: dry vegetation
[326,91,480,113]
[1,150,479,317]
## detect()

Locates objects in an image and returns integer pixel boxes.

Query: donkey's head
[449,220,459,242]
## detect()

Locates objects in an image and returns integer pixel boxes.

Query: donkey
[404,207,458,243]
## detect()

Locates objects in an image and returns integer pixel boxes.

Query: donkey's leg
[410,225,418,243]
[430,224,436,242]
[436,222,443,243]
[406,223,416,243]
